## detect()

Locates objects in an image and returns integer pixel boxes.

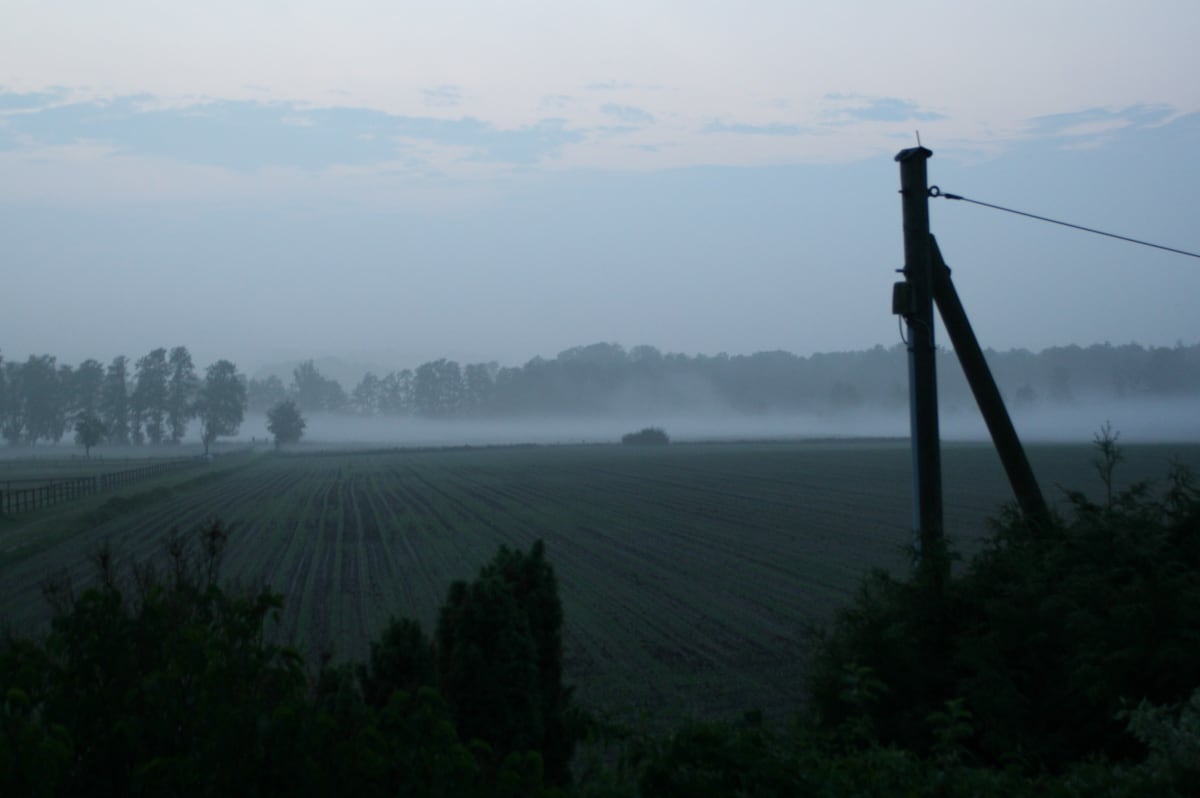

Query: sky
[2,0,1199,375]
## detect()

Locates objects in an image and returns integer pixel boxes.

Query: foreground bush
[807,436,1200,774]
[0,523,567,797]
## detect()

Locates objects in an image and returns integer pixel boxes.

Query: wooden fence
[0,458,202,518]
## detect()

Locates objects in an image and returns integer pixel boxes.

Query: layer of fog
[235,397,1200,449]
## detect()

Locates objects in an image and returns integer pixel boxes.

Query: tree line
[6,340,1197,448]
[0,347,245,454]
[250,340,1200,419]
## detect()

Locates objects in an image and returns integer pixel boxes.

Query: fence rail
[0,458,203,518]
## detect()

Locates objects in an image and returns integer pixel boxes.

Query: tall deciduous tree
[134,348,169,444]
[0,358,23,445]
[351,372,382,415]
[246,375,287,412]
[166,346,198,444]
[414,359,463,417]
[22,355,60,444]
[73,359,106,420]
[291,360,346,413]
[195,360,246,455]
[102,356,131,446]
[379,369,413,415]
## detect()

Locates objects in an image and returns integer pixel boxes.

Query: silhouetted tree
[414,359,463,417]
[73,414,106,457]
[134,348,169,444]
[266,400,305,449]
[379,369,414,415]
[0,357,22,445]
[463,363,495,415]
[101,355,131,445]
[246,374,287,412]
[195,360,246,455]
[72,359,105,420]
[350,372,382,415]
[166,346,198,444]
[291,360,346,412]
[436,540,575,784]
[22,355,60,444]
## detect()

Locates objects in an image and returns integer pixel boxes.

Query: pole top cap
[895,146,933,162]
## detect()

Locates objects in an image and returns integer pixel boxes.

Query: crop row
[3,440,1195,722]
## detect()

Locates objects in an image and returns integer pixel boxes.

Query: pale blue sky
[2,1,1198,371]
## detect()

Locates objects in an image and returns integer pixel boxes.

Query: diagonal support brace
[929,235,1050,529]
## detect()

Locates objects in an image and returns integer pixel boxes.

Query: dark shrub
[621,427,670,445]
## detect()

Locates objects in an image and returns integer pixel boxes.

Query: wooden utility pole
[893,147,1049,549]
[895,146,943,558]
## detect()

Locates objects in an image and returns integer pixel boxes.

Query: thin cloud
[1026,104,1174,137]
[825,95,945,123]
[702,120,808,136]
[0,93,584,169]
[422,85,463,108]
[601,104,655,125]
[0,86,69,112]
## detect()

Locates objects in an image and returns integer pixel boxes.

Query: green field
[2,439,1197,723]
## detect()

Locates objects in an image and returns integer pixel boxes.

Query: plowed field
[2,440,1196,722]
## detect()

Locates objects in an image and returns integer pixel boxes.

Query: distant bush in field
[621,427,669,446]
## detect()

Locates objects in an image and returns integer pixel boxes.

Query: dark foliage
[621,427,670,446]
[266,399,306,448]
[808,437,1200,773]
[0,523,563,797]
[436,540,577,785]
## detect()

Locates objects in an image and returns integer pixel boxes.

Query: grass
[1,439,1197,724]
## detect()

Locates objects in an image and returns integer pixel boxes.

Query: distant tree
[291,360,346,413]
[74,414,107,457]
[195,360,246,455]
[246,374,288,412]
[101,356,131,445]
[351,372,382,415]
[50,362,74,443]
[379,369,414,415]
[166,346,198,444]
[622,427,670,445]
[462,362,495,415]
[266,400,305,449]
[134,348,170,444]
[414,359,463,417]
[0,358,22,445]
[22,355,60,444]
[73,359,106,419]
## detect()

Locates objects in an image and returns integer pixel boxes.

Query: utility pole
[893,147,1049,548]
[895,146,943,560]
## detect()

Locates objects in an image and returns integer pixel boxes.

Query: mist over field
[234,395,1200,449]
